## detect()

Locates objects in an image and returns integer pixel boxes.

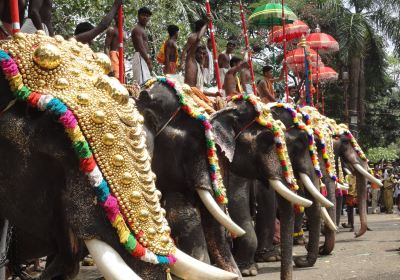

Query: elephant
[0,33,239,280]
[136,79,246,278]
[209,97,317,279]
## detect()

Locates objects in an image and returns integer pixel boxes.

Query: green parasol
[249,3,297,27]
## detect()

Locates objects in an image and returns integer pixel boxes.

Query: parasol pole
[239,0,257,95]
[281,0,289,102]
[322,85,325,115]
[10,0,20,34]
[316,49,320,109]
[118,5,125,83]
[205,0,222,96]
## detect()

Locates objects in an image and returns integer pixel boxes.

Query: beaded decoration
[0,36,176,266]
[144,77,228,205]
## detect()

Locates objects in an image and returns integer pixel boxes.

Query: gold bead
[160,208,166,217]
[139,209,149,221]
[164,226,171,234]
[147,228,156,239]
[161,236,170,245]
[33,43,62,70]
[38,79,46,87]
[94,52,112,74]
[77,93,90,105]
[35,30,46,36]
[155,190,162,200]
[112,154,124,167]
[68,37,77,44]
[92,110,105,124]
[14,32,26,40]
[54,35,64,43]
[54,77,69,89]
[103,133,115,146]
[121,172,133,185]
[129,191,141,203]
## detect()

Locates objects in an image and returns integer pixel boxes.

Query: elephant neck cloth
[0,32,176,265]
[144,77,228,205]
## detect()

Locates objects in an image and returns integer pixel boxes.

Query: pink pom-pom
[103,195,120,222]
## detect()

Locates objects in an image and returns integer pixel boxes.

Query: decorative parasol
[269,20,310,43]
[249,3,297,27]
[286,47,321,65]
[10,0,20,33]
[312,66,338,81]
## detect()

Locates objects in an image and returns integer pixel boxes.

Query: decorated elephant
[209,96,317,279]
[0,32,239,280]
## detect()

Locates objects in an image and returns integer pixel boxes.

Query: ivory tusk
[337,182,349,190]
[299,173,334,208]
[353,163,383,187]
[344,167,352,175]
[84,239,142,280]
[196,189,245,237]
[321,207,338,231]
[171,248,239,280]
[268,179,313,207]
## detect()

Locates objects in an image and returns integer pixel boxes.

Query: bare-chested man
[74,0,121,45]
[184,21,208,90]
[257,65,284,104]
[240,61,253,95]
[163,24,179,74]
[224,56,249,98]
[105,16,122,78]
[0,0,26,38]
[218,41,236,87]
[181,19,207,68]
[131,7,152,84]
[19,0,53,35]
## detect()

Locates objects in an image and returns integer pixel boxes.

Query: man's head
[195,45,207,64]
[74,22,95,36]
[207,38,213,50]
[289,86,297,96]
[194,19,207,33]
[167,25,179,39]
[138,7,152,26]
[230,56,242,68]
[262,65,274,79]
[226,41,236,53]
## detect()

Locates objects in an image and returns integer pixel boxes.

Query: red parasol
[269,20,310,43]
[312,66,338,81]
[286,47,321,65]
[305,30,339,54]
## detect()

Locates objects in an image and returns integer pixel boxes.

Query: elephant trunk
[320,178,337,256]
[353,163,369,238]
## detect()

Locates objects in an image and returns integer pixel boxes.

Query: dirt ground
[75,212,400,280]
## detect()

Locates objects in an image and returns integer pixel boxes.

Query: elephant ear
[210,110,237,162]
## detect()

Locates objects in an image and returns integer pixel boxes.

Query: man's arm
[186,23,208,60]
[28,0,45,31]
[75,0,122,44]
[41,0,53,36]
[104,27,114,55]
[226,61,249,76]
[273,63,286,82]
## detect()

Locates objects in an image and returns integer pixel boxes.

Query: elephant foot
[255,246,281,263]
[238,262,258,277]
[293,255,317,268]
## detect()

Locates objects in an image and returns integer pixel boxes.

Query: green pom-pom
[124,234,137,252]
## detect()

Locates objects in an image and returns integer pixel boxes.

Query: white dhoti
[21,18,49,35]
[132,52,151,84]
[244,84,253,95]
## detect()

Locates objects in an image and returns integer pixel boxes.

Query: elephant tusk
[171,248,239,280]
[268,179,313,207]
[299,173,334,208]
[321,207,338,231]
[84,239,142,280]
[344,167,352,175]
[196,189,246,237]
[337,182,349,190]
[353,163,383,187]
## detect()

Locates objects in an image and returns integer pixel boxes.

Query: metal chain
[0,222,13,268]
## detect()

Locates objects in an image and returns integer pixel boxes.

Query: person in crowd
[371,166,382,213]
[203,38,214,86]
[257,65,284,103]
[224,56,249,98]
[383,167,396,214]
[181,19,207,70]
[131,6,153,84]
[342,173,357,231]
[74,0,122,45]
[156,24,179,75]
[239,54,253,95]
[218,40,236,88]
[21,0,53,35]
[104,15,123,78]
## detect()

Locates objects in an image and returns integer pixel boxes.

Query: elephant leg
[227,173,257,276]
[163,192,210,264]
[320,181,337,255]
[293,211,306,245]
[336,194,343,226]
[277,196,294,280]
[254,183,280,263]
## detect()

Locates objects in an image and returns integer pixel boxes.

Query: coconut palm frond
[364,21,387,84]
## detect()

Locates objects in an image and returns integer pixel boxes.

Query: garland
[231,95,299,192]
[271,103,322,179]
[0,50,176,265]
[144,77,227,205]
[335,130,368,162]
